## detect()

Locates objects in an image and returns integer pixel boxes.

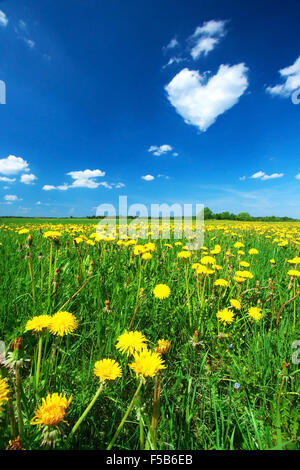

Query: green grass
[0,219,299,450]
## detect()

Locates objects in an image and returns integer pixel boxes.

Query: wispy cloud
[165,64,248,132]
[148,144,174,156]
[24,38,35,49]
[266,56,300,97]
[15,19,36,49]
[164,38,179,50]
[43,169,124,191]
[0,176,16,183]
[0,10,8,27]
[189,19,227,59]
[250,171,284,181]
[4,194,22,203]
[162,56,185,69]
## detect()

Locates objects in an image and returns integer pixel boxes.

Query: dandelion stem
[35,335,43,393]
[68,383,104,441]
[200,274,207,309]
[184,263,191,326]
[136,257,142,305]
[47,242,53,311]
[28,247,36,305]
[8,395,16,439]
[107,377,143,450]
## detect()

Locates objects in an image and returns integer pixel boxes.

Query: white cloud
[99,182,112,189]
[4,194,22,202]
[165,64,248,132]
[261,173,284,181]
[141,175,155,181]
[190,19,227,59]
[295,173,300,180]
[42,169,118,191]
[148,144,173,156]
[162,56,184,69]
[0,176,16,182]
[239,176,246,181]
[0,10,8,27]
[192,19,227,37]
[18,20,27,32]
[266,56,300,97]
[251,171,265,179]
[165,38,179,50]
[24,38,35,49]
[191,37,219,59]
[0,155,30,175]
[20,173,37,184]
[157,174,169,179]
[251,171,284,180]
[36,201,41,205]
[67,169,105,188]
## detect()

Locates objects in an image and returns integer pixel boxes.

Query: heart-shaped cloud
[165,63,248,132]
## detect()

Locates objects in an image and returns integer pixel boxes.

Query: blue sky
[0,0,300,218]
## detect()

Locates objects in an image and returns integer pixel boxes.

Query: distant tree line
[203,207,297,221]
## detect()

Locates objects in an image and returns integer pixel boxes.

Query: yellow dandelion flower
[192,263,201,270]
[235,270,254,279]
[230,299,241,310]
[287,269,300,277]
[94,359,122,382]
[30,393,72,428]
[49,311,78,336]
[0,378,9,413]
[210,244,222,255]
[270,259,276,264]
[144,242,156,252]
[248,307,262,321]
[249,248,259,255]
[154,339,171,355]
[212,264,223,271]
[25,315,52,333]
[133,245,146,256]
[287,257,300,265]
[234,276,246,283]
[142,252,152,261]
[214,279,229,287]
[116,331,148,356]
[164,243,173,249]
[129,348,166,378]
[18,228,29,235]
[43,231,62,241]
[240,261,250,268]
[153,284,171,299]
[195,264,209,275]
[201,255,216,265]
[217,308,235,324]
[177,250,191,259]
[234,242,244,249]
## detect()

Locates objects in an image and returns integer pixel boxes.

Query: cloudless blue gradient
[0,0,300,217]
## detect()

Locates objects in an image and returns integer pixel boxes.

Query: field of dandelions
[0,218,299,450]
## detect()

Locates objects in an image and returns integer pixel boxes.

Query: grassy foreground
[0,218,299,450]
